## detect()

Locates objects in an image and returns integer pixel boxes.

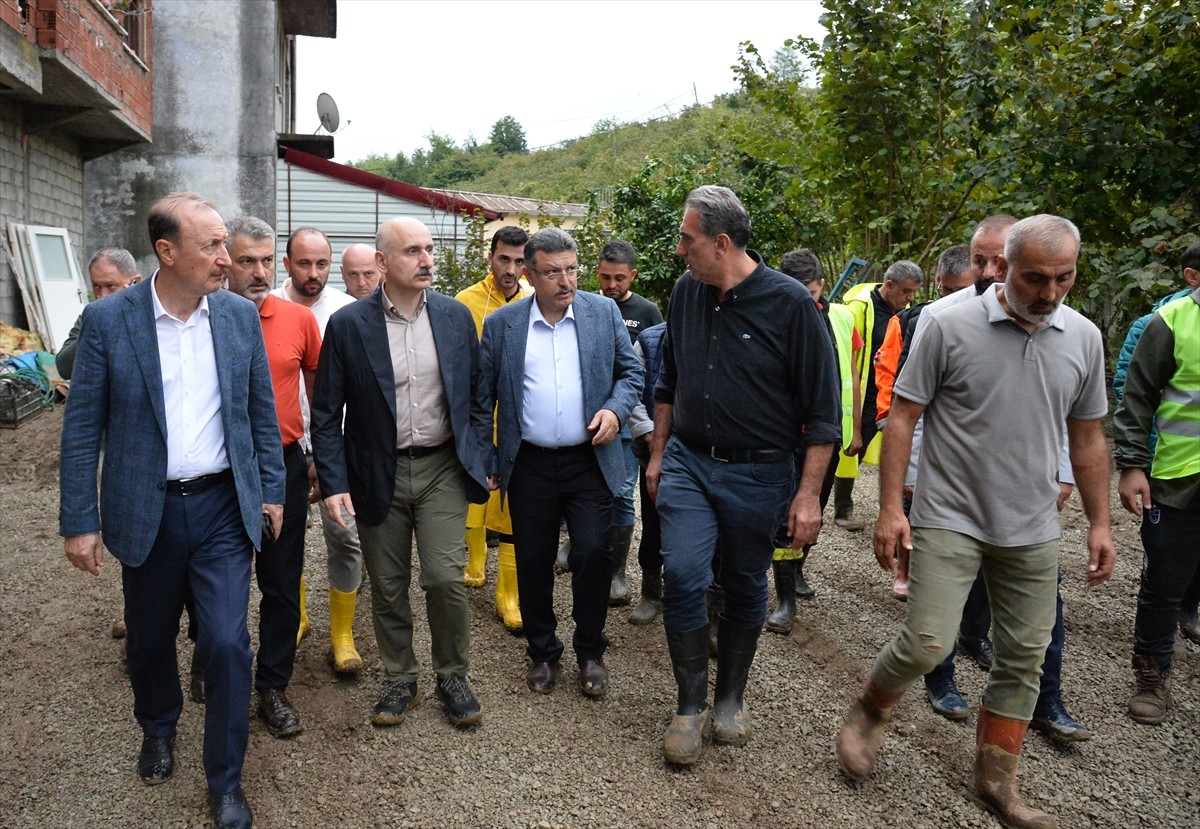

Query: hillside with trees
[353,1,1198,357]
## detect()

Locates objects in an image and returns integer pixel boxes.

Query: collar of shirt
[981,282,1067,331]
[151,270,210,324]
[381,286,427,321]
[530,297,576,329]
[258,292,277,319]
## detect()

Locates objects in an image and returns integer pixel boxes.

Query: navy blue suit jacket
[58,278,286,566]
[311,288,489,528]
[473,291,643,496]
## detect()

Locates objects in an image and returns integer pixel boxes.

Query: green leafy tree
[488,116,528,157]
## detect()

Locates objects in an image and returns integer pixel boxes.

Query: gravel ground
[1,405,1197,828]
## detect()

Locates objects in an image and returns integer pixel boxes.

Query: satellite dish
[317,93,340,134]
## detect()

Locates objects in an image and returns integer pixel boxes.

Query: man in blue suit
[312,216,490,730]
[473,227,643,698]
[60,192,285,829]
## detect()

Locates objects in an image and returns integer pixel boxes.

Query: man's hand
[844,430,864,459]
[1118,468,1152,517]
[65,533,104,575]
[588,408,620,445]
[307,462,322,504]
[873,508,911,573]
[646,454,663,502]
[487,475,500,492]
[1085,525,1117,587]
[787,490,822,549]
[1056,482,1074,512]
[323,493,355,528]
[262,504,283,540]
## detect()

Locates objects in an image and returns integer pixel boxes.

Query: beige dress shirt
[381,288,452,450]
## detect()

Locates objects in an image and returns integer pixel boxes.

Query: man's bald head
[341,243,380,299]
[376,218,435,296]
[970,215,1019,292]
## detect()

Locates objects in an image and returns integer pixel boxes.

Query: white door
[20,225,88,352]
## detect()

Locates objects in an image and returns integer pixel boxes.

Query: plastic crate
[0,385,46,428]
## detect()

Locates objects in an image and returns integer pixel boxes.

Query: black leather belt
[397,440,450,459]
[165,468,233,496]
[685,442,790,464]
[521,441,589,454]
[283,441,302,458]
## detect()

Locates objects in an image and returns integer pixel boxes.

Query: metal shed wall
[275,157,468,292]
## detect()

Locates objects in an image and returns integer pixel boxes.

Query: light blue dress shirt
[521,301,588,448]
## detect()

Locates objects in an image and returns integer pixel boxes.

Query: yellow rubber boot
[328,588,364,674]
[495,542,523,633]
[296,574,311,646]
[464,525,487,588]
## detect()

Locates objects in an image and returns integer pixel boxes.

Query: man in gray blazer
[312,217,490,730]
[60,192,285,829]
[473,227,643,698]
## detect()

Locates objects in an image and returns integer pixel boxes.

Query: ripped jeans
[871,527,1059,721]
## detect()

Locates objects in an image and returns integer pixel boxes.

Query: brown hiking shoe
[1128,654,1171,725]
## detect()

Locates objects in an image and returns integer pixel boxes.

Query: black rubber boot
[629,568,662,625]
[794,552,815,600]
[608,524,634,606]
[765,561,797,635]
[711,618,761,746]
[662,624,712,765]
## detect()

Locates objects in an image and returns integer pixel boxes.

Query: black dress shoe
[958,635,995,671]
[372,680,422,726]
[578,658,608,698]
[257,688,303,738]
[436,675,483,726]
[209,785,253,829]
[137,735,175,784]
[526,660,560,694]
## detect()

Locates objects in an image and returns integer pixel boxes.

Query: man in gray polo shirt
[836,215,1114,829]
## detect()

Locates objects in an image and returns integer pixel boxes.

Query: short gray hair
[1004,215,1081,265]
[883,260,923,285]
[936,245,970,278]
[225,215,275,248]
[88,247,137,277]
[684,185,751,249]
[524,227,577,266]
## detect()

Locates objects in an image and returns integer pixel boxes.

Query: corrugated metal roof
[428,188,589,219]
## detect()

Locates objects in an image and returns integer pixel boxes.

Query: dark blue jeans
[1134,491,1200,670]
[254,445,308,690]
[658,438,794,632]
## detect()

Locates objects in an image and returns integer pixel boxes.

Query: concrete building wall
[0,106,85,327]
[85,0,279,275]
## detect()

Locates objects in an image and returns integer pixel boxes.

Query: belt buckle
[710,446,730,463]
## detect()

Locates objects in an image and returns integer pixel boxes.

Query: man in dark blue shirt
[647,185,840,765]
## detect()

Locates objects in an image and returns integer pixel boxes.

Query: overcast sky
[296,1,827,165]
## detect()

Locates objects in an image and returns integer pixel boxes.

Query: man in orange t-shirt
[224,216,322,740]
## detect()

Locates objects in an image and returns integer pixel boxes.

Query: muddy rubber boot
[464,525,487,588]
[711,619,761,746]
[836,679,904,782]
[705,584,724,659]
[608,524,634,606]
[495,542,523,633]
[629,567,662,626]
[554,537,570,575]
[328,588,364,674]
[833,476,865,531]
[662,624,711,765]
[973,710,1058,829]
[296,573,311,646]
[794,551,815,600]
[765,560,797,635]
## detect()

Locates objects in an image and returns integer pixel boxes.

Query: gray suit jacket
[311,288,489,528]
[473,291,643,496]
[58,278,286,566]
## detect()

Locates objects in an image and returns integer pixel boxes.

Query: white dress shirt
[522,301,588,448]
[152,273,228,479]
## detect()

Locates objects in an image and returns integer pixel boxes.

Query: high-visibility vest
[1152,294,1200,480]
[827,303,856,450]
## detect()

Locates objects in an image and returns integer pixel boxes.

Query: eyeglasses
[529,265,581,280]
